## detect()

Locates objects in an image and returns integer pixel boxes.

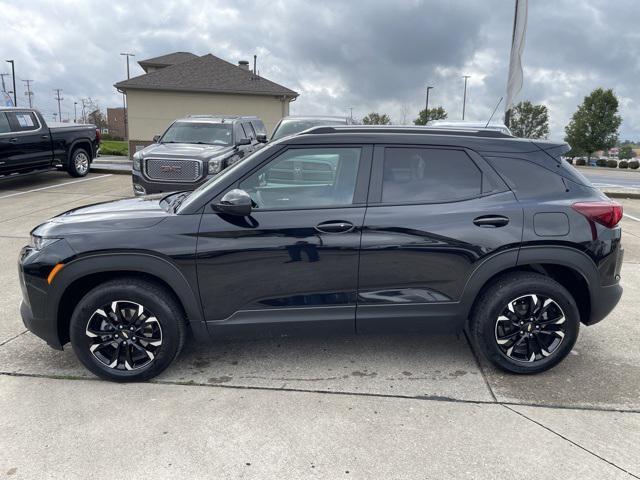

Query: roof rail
[303,125,513,138]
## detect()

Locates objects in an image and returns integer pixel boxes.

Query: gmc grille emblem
[160,165,182,173]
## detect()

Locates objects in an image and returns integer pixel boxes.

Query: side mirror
[152,134,161,143]
[237,137,251,146]
[256,133,268,143]
[212,189,252,216]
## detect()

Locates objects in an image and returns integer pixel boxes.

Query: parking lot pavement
[1,173,639,479]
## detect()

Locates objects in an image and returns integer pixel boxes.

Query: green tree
[413,106,448,125]
[564,88,622,160]
[619,144,635,160]
[362,112,391,125]
[509,101,550,139]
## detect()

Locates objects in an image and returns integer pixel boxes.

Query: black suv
[19,126,623,382]
[132,115,267,195]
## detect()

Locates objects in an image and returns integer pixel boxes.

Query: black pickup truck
[0,107,99,179]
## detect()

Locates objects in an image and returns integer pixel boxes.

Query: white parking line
[623,213,640,223]
[0,174,112,200]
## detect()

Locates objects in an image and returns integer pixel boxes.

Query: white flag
[505,0,528,113]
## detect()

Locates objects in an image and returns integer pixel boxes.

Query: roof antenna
[486,96,503,127]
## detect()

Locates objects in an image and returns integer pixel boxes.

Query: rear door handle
[9,138,18,143]
[473,215,510,228]
[315,220,355,234]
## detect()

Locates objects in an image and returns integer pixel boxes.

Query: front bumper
[132,169,213,196]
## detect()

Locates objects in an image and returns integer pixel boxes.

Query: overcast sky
[1,0,638,140]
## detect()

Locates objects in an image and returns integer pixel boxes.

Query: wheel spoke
[108,342,122,368]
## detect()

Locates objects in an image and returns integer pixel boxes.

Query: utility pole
[23,79,34,108]
[425,85,434,117]
[54,89,63,120]
[120,53,134,139]
[6,60,16,106]
[74,102,78,123]
[462,75,471,120]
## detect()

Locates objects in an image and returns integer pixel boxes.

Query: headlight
[132,151,142,171]
[30,235,61,250]
[208,157,224,174]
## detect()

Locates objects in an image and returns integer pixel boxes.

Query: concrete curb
[90,166,131,175]
[604,191,640,200]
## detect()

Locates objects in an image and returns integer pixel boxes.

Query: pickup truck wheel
[69,278,187,382]
[68,148,90,177]
[470,272,580,374]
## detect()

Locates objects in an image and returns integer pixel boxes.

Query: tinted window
[0,113,10,134]
[243,122,256,140]
[239,147,361,209]
[382,148,482,203]
[485,156,567,200]
[6,111,39,132]
[251,120,266,136]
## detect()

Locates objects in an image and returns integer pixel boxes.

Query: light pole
[74,102,78,123]
[6,60,16,106]
[425,85,434,119]
[462,75,471,120]
[120,53,134,139]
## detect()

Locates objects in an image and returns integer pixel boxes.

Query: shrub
[619,160,629,169]
[576,158,586,166]
[630,160,640,169]
[607,159,618,168]
[596,158,607,167]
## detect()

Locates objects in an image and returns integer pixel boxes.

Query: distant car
[132,115,267,195]
[429,120,513,136]
[271,116,350,141]
[0,107,99,179]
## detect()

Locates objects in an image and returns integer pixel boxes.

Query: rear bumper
[585,283,623,326]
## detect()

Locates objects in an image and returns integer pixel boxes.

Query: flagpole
[504,0,519,128]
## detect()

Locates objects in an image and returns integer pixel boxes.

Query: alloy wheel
[494,294,566,363]
[85,300,163,370]
[75,152,89,175]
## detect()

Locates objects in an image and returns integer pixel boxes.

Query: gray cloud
[1,0,638,139]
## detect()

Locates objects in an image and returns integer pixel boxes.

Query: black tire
[69,278,186,382]
[470,272,580,374]
[67,147,90,177]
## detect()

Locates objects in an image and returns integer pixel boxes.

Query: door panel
[196,144,372,335]
[356,145,523,333]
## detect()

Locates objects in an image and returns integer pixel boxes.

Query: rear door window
[381,147,482,203]
[6,111,39,132]
[243,122,256,140]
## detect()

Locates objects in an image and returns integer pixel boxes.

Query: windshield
[161,122,233,145]
[177,143,279,213]
[271,118,347,140]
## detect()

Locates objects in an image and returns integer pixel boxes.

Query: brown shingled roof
[137,52,198,69]
[115,53,298,97]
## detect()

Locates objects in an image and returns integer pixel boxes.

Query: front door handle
[9,138,18,143]
[473,215,510,228]
[315,220,355,234]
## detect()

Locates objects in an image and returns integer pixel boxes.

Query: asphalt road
[0,172,639,479]
[579,166,640,189]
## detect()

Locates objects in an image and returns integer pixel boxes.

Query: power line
[54,89,63,121]
[23,79,34,108]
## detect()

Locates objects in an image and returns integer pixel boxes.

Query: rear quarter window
[485,156,567,200]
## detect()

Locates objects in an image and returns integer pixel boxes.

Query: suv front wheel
[69,278,186,382]
[470,272,580,374]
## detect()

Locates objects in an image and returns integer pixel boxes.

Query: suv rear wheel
[69,278,186,382]
[470,272,580,374]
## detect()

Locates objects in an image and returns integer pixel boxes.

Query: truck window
[6,111,40,132]
[0,113,10,134]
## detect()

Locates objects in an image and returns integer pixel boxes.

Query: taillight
[572,201,623,228]
[95,128,101,144]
